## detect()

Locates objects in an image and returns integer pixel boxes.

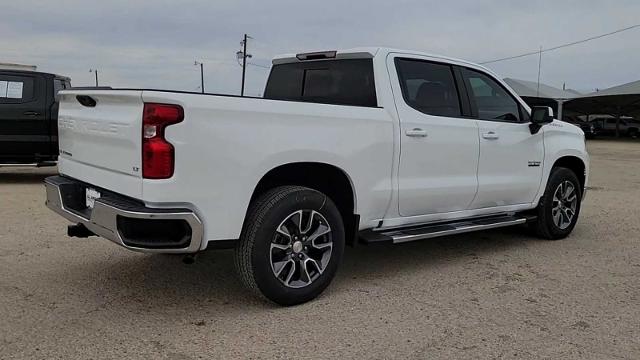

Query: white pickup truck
[46,47,589,305]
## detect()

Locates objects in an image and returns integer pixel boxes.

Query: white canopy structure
[504,78,580,100]
[504,78,581,120]
[586,80,640,97]
[565,80,640,136]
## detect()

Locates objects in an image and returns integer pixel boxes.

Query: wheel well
[250,162,359,246]
[553,156,586,193]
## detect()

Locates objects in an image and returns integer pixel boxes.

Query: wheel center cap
[292,241,303,254]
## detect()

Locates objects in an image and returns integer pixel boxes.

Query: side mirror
[530,106,554,134]
[531,106,554,124]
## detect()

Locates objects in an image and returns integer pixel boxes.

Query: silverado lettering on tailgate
[59,117,130,137]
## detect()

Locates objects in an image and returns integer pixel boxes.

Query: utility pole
[241,34,248,96]
[237,34,252,96]
[615,106,621,138]
[194,61,204,93]
[536,46,542,97]
[89,69,99,86]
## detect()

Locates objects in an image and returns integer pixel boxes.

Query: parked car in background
[590,116,639,138]
[0,69,71,165]
[45,47,589,305]
[563,116,597,139]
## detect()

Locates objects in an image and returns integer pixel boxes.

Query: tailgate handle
[76,95,97,107]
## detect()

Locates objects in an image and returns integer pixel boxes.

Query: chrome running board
[359,215,531,244]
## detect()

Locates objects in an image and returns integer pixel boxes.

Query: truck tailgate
[57,90,144,199]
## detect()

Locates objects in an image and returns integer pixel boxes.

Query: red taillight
[142,103,184,179]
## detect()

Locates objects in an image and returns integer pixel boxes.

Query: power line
[247,62,271,69]
[201,58,239,65]
[480,24,640,65]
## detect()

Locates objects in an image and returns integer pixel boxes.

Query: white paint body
[56,48,589,249]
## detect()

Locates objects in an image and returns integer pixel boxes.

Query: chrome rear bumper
[45,176,204,254]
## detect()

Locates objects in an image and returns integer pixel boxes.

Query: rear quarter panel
[140,92,395,245]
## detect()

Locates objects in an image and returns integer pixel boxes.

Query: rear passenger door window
[395,58,462,117]
[462,68,521,122]
[0,75,35,104]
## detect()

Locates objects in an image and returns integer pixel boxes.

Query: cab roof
[272,47,491,72]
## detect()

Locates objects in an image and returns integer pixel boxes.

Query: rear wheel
[532,167,582,240]
[235,186,345,306]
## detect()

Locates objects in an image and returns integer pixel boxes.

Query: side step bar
[360,215,534,245]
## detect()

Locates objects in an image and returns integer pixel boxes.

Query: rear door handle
[482,131,499,140]
[23,111,41,116]
[405,128,428,137]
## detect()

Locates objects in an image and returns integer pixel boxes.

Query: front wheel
[235,186,345,306]
[532,167,582,240]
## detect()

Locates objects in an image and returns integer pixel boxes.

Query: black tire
[629,128,639,139]
[234,186,345,306]
[532,167,582,240]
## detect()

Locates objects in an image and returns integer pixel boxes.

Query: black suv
[0,70,70,165]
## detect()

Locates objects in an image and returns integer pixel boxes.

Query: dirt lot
[1,140,639,359]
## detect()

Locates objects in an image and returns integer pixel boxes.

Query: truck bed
[56,88,395,243]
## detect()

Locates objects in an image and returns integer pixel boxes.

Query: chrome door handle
[482,131,499,140]
[405,128,428,137]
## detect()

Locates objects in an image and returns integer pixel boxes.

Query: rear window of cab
[264,59,377,107]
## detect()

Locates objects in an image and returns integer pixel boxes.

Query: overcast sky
[2,0,639,96]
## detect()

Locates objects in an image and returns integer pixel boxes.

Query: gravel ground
[1,140,639,359]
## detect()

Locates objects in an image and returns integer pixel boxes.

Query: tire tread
[234,186,311,300]
[534,167,581,240]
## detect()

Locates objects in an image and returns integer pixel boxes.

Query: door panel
[391,57,480,217]
[472,121,543,208]
[460,67,544,208]
[398,116,480,215]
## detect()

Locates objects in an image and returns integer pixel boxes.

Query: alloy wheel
[552,181,578,230]
[270,210,333,288]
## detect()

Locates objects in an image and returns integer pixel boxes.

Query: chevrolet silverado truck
[1,69,71,166]
[45,48,589,305]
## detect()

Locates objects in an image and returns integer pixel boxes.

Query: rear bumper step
[360,215,534,244]
[45,175,204,253]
